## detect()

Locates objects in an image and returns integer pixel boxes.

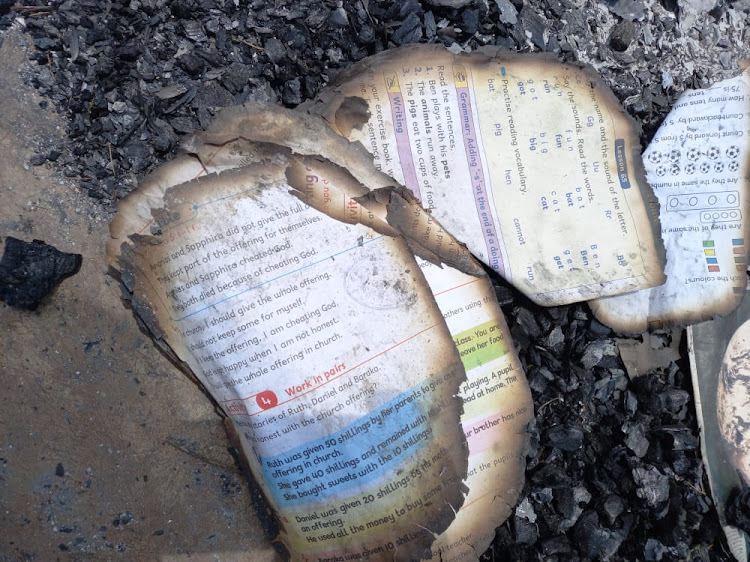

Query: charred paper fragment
[689,285,750,561]
[0,236,82,310]
[718,318,750,483]
[109,153,470,560]
[180,101,485,278]
[727,487,750,541]
[615,331,681,378]
[592,68,750,332]
[292,169,533,562]
[305,44,666,306]
[172,103,533,561]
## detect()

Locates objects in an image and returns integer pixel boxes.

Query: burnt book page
[156,106,533,561]
[305,44,665,306]
[419,267,532,559]
[108,156,470,561]
[286,158,534,561]
[591,69,750,332]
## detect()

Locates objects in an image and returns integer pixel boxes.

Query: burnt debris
[0,237,82,310]
[3,0,749,559]
[4,0,747,207]
[491,299,722,560]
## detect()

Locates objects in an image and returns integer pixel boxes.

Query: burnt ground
[1,0,750,560]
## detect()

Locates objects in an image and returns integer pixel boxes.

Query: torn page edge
[283,155,480,273]
[180,101,484,277]
[107,154,208,267]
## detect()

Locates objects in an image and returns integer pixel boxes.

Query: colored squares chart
[703,239,747,272]
[733,238,746,272]
[703,240,719,272]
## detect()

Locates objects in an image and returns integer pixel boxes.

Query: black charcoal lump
[0,237,82,310]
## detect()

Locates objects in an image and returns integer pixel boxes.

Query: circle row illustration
[647,145,740,164]
[653,161,740,177]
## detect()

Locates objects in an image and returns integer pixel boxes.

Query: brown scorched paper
[108,104,532,560]
[305,44,666,306]
[287,164,533,559]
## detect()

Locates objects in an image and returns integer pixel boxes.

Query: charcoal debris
[602,494,625,524]
[633,466,670,507]
[3,0,747,558]
[610,20,637,52]
[573,510,626,560]
[392,12,423,45]
[514,515,540,544]
[605,0,648,21]
[518,5,547,50]
[626,421,651,457]
[514,306,543,339]
[726,487,750,535]
[547,424,584,451]
[29,153,47,166]
[497,302,725,559]
[516,497,538,522]
[0,237,82,310]
[263,37,286,64]
[494,0,518,25]
[580,339,619,369]
[644,537,669,561]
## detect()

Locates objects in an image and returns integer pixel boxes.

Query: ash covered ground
[2,0,750,560]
